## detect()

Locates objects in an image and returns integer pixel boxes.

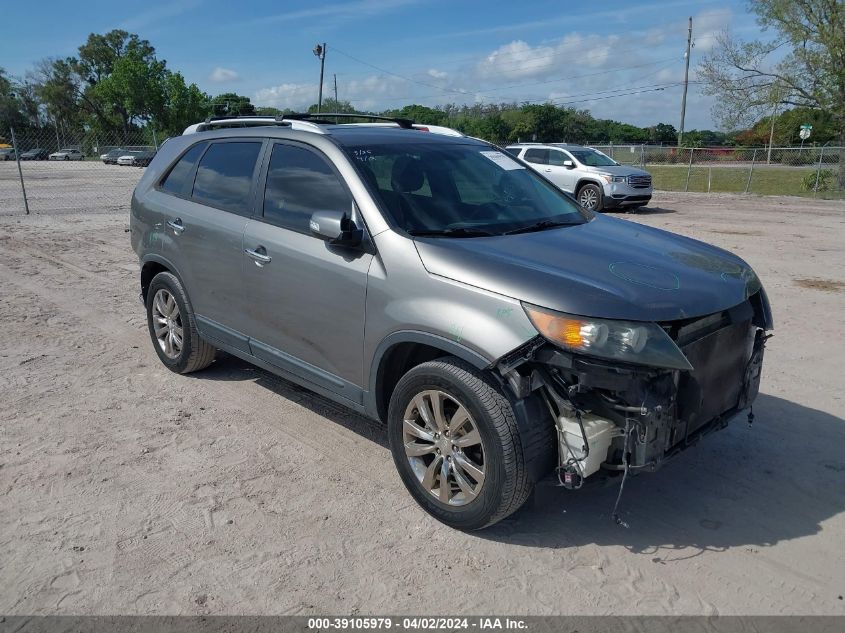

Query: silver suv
[130,114,771,529]
[506,143,653,212]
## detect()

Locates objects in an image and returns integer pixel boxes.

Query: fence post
[152,127,158,150]
[684,148,694,192]
[744,149,757,194]
[640,144,645,167]
[10,127,30,216]
[813,146,825,198]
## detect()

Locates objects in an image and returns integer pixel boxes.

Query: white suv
[505,143,652,212]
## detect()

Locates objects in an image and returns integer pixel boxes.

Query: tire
[145,272,216,374]
[577,182,604,211]
[388,357,542,530]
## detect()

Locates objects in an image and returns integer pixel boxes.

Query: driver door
[548,149,578,193]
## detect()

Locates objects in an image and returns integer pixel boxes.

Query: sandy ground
[1,164,845,615]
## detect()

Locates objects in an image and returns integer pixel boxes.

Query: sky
[0,0,765,130]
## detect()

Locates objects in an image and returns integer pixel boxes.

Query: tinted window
[570,149,617,167]
[192,142,262,214]
[161,143,207,195]
[549,150,570,166]
[263,144,352,233]
[504,147,521,157]
[346,143,587,235]
[523,148,549,165]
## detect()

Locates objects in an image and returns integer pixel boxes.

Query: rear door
[241,141,373,402]
[157,139,265,351]
[522,147,563,187]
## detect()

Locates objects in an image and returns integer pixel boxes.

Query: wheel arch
[367,331,492,422]
[140,254,184,303]
[575,177,603,194]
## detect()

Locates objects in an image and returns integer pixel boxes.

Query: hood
[413,214,760,322]
[582,164,650,177]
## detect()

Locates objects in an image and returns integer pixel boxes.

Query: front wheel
[577,183,604,211]
[388,357,542,530]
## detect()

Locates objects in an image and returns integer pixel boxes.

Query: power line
[343,57,682,105]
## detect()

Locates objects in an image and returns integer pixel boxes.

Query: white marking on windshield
[479,150,524,171]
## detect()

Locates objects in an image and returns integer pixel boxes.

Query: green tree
[0,68,28,133]
[158,72,210,136]
[649,123,678,144]
[211,93,255,116]
[699,0,845,186]
[307,98,357,114]
[388,104,448,125]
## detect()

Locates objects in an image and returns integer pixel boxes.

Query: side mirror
[309,210,363,247]
[563,160,575,169]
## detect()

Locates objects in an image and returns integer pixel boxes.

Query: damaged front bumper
[496,291,772,490]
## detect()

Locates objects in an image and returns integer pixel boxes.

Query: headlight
[599,174,627,183]
[523,304,693,371]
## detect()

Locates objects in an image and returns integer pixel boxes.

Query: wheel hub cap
[402,390,486,506]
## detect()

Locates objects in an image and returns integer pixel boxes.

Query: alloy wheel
[402,390,486,506]
[151,289,184,359]
[579,188,598,209]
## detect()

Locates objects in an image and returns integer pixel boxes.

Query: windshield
[346,142,589,235]
[569,149,617,167]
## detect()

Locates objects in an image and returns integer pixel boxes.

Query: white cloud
[475,34,622,84]
[427,69,448,80]
[693,9,733,52]
[209,67,241,82]
[254,75,408,111]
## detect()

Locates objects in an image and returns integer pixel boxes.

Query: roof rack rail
[204,114,276,123]
[277,113,415,129]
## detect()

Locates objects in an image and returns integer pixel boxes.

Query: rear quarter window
[524,148,549,165]
[191,141,263,215]
[159,142,207,195]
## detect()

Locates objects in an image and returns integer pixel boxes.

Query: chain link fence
[590,144,844,198]
[3,126,845,217]
[1,127,156,216]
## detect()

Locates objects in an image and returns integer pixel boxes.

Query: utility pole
[766,84,780,164]
[333,74,339,122]
[313,43,326,113]
[678,16,692,147]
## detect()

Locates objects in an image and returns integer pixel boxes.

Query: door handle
[166,218,185,234]
[544,168,552,172]
[245,247,272,265]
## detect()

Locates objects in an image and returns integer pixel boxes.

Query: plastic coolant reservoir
[558,413,620,478]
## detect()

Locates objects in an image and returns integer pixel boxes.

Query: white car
[117,153,138,166]
[505,143,653,212]
[49,148,84,161]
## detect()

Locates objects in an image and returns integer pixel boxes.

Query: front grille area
[627,174,652,188]
[675,320,755,437]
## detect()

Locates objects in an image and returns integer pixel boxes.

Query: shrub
[802,169,833,191]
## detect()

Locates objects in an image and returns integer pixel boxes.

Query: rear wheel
[388,357,540,530]
[146,272,216,374]
[577,183,603,211]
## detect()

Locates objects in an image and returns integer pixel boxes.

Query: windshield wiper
[407,227,496,238]
[503,220,581,235]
